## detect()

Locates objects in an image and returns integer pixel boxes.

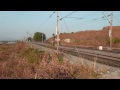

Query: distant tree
[52,33,56,39]
[27,37,32,42]
[52,33,55,37]
[71,32,74,34]
[33,32,46,42]
[60,33,63,34]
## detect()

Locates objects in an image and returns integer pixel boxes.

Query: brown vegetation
[0,42,101,79]
[48,26,120,48]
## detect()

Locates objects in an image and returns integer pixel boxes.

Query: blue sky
[0,11,120,40]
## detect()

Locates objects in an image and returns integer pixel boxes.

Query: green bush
[21,47,45,63]
[71,39,80,43]
[58,54,64,63]
[75,39,80,43]
[113,38,120,44]
[105,38,120,46]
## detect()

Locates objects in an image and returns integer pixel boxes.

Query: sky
[0,11,120,41]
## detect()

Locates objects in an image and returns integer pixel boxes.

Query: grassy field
[0,42,101,79]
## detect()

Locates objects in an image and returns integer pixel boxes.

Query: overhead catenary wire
[59,11,76,21]
[74,19,109,32]
[113,14,120,24]
[39,11,56,29]
[59,12,70,33]
[75,11,98,21]
[72,11,110,31]
[59,11,98,26]
[85,12,111,27]
[102,12,110,24]
[67,12,101,31]
[81,18,110,31]
[66,11,100,28]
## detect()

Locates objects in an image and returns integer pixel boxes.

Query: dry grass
[0,42,101,79]
[48,26,120,48]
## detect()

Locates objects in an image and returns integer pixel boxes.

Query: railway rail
[31,42,120,68]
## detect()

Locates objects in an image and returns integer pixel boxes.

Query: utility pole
[109,11,113,50]
[56,11,60,55]
[26,31,28,42]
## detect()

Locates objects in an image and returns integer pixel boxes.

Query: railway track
[31,42,120,68]
[60,47,120,67]
[60,45,120,53]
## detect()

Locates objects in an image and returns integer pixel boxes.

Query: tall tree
[33,32,46,42]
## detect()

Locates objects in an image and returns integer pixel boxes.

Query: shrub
[70,39,80,43]
[105,38,120,46]
[113,38,120,44]
[20,47,45,63]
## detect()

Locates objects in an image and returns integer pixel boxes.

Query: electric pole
[26,31,28,42]
[56,11,60,55]
[110,11,113,50]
